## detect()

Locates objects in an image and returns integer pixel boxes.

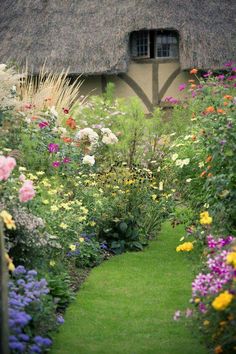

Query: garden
[0,62,235,354]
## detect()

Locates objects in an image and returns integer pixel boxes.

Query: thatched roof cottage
[0,0,236,111]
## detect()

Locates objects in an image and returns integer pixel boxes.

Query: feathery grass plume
[19,63,84,121]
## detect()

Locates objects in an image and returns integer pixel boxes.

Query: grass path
[51,222,207,354]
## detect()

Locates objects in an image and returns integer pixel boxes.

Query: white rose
[82,155,95,166]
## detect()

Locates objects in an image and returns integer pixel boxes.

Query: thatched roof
[0,0,235,74]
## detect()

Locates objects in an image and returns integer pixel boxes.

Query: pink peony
[0,156,16,181]
[19,180,36,202]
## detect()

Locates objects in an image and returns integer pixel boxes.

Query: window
[131,30,150,58]
[130,30,178,59]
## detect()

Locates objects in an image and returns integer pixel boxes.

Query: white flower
[102,133,118,145]
[198,162,204,168]
[50,106,58,118]
[171,153,179,161]
[159,181,164,191]
[175,158,190,168]
[76,128,99,144]
[82,155,95,166]
[186,178,192,183]
[101,128,112,135]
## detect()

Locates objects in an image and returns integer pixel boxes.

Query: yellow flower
[0,210,16,230]
[36,171,45,176]
[200,211,212,225]
[194,298,200,303]
[79,237,84,243]
[48,189,58,195]
[176,242,194,252]
[69,244,76,251]
[152,194,157,200]
[203,320,210,326]
[226,252,236,268]
[51,205,59,212]
[78,216,87,222]
[5,253,15,271]
[19,166,27,171]
[42,200,49,205]
[49,260,56,267]
[212,291,233,311]
[41,181,51,188]
[89,221,96,227]
[59,223,68,229]
[27,173,38,181]
[80,206,88,214]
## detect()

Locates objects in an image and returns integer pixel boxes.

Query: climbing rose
[19,180,36,202]
[0,156,16,181]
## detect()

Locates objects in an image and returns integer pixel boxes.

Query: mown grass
[51,222,208,354]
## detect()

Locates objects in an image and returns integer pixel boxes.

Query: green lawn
[51,222,208,354]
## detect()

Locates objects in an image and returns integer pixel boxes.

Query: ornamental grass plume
[19,64,83,120]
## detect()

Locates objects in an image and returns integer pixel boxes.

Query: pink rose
[19,174,26,182]
[0,156,16,181]
[19,180,36,202]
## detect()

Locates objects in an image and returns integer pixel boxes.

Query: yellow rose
[212,291,233,311]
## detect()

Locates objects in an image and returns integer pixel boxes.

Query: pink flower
[0,156,16,181]
[178,83,186,91]
[52,161,60,167]
[39,121,49,129]
[173,310,181,321]
[19,174,26,182]
[19,180,36,202]
[48,143,59,153]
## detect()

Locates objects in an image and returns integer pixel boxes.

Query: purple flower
[178,83,186,91]
[38,121,49,129]
[217,74,225,80]
[224,60,234,67]
[57,314,65,324]
[63,157,71,164]
[232,67,236,72]
[220,139,226,145]
[199,303,207,313]
[48,143,59,153]
[52,161,60,167]
[227,121,233,128]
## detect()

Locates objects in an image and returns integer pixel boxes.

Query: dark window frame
[130,30,179,60]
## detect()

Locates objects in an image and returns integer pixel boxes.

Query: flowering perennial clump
[8,266,56,353]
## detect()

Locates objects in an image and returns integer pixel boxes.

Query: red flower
[66,117,77,130]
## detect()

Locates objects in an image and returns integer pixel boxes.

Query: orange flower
[62,137,73,143]
[223,101,228,106]
[66,117,77,130]
[190,68,198,75]
[188,79,195,83]
[207,173,213,178]
[200,171,207,177]
[191,135,197,141]
[217,108,226,114]
[205,106,215,114]
[223,95,233,100]
[206,155,212,163]
[214,346,223,354]
[191,84,197,89]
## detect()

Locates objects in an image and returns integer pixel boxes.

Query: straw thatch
[0,0,235,74]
